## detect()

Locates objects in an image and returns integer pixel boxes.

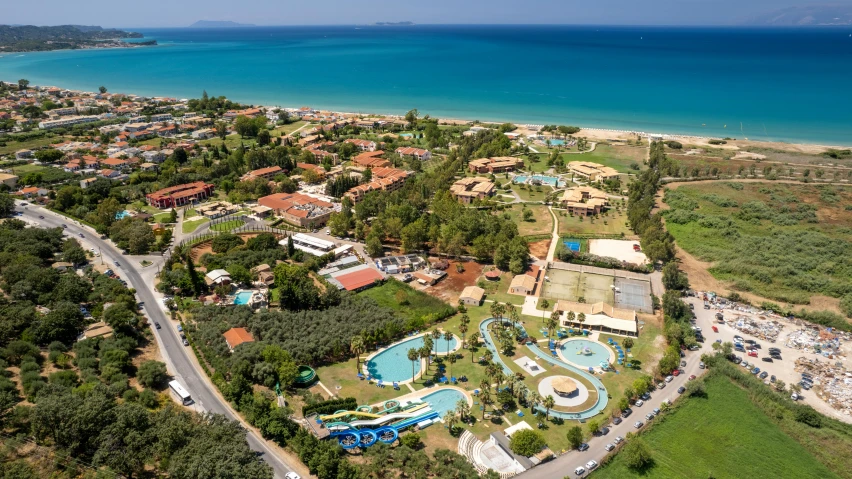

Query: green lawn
[502,204,554,237]
[182,217,209,234]
[598,374,839,479]
[209,219,244,232]
[574,143,647,173]
[0,136,59,156]
[555,206,633,238]
[6,163,47,174]
[153,212,173,223]
[511,184,551,202]
[360,279,455,326]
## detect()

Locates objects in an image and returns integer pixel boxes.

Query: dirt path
[545,206,560,261]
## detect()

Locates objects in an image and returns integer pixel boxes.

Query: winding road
[14,201,299,479]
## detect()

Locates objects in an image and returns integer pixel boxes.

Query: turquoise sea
[1,25,851,144]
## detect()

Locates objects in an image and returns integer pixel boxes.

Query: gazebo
[551,377,579,398]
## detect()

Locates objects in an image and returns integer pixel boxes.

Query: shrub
[509,429,546,457]
[400,433,423,449]
[137,360,168,388]
[139,388,159,409]
[622,438,654,470]
[302,397,358,417]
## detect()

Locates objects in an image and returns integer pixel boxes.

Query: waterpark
[308,388,470,450]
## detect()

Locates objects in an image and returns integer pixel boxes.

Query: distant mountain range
[741,5,852,25]
[189,20,256,28]
[374,21,414,26]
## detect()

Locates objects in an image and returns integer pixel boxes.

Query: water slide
[343,404,430,428]
[330,411,440,449]
[319,410,382,421]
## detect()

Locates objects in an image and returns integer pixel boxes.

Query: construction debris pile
[795,357,852,417]
[729,315,784,342]
[785,327,848,357]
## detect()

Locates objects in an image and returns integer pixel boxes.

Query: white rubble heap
[796,357,852,417]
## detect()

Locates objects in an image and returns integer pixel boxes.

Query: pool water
[548,139,565,146]
[513,175,564,187]
[513,175,528,183]
[365,334,458,382]
[115,210,130,220]
[560,339,612,369]
[233,291,253,305]
[420,389,466,417]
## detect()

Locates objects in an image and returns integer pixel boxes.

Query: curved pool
[365,334,458,382]
[560,339,612,369]
[420,389,467,418]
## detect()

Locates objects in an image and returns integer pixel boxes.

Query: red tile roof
[223,327,255,349]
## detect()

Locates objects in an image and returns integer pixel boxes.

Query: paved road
[517,300,715,478]
[14,201,297,479]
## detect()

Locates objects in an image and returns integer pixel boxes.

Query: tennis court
[542,268,614,304]
[614,277,653,313]
[563,239,581,252]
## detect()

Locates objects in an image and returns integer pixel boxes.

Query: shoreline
[0,40,157,55]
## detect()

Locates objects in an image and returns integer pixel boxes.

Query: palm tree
[444,411,458,434]
[545,314,558,338]
[480,390,493,419]
[577,312,586,330]
[483,350,493,364]
[622,338,635,350]
[419,346,431,373]
[350,336,365,373]
[431,330,442,355]
[444,331,454,355]
[516,384,529,403]
[528,391,542,410]
[494,371,505,393]
[459,323,469,349]
[543,395,555,420]
[447,354,457,378]
[490,302,504,327]
[468,332,480,362]
[479,379,491,395]
[407,348,419,382]
[566,311,576,327]
[504,304,516,328]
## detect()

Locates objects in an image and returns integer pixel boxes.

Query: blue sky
[6,0,850,28]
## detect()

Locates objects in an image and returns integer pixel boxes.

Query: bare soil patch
[528,239,551,259]
[427,260,485,304]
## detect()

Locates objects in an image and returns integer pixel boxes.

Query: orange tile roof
[223,327,255,349]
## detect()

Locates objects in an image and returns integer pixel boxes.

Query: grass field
[663,182,852,306]
[511,184,551,202]
[360,280,455,326]
[502,204,554,237]
[181,217,209,234]
[0,136,58,156]
[574,143,647,173]
[598,374,839,479]
[555,206,632,237]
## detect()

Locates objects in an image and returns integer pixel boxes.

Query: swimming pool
[420,389,467,417]
[115,210,130,220]
[513,175,564,187]
[513,175,528,183]
[560,339,613,369]
[548,139,565,146]
[233,291,253,305]
[365,334,458,382]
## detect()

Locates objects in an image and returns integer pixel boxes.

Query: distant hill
[374,21,415,26]
[0,24,150,52]
[189,20,256,28]
[741,5,852,26]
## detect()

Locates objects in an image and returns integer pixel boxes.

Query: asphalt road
[517,300,715,478]
[14,201,296,479]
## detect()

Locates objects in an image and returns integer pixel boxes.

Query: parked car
[574,467,585,476]
[645,413,655,420]
[665,375,674,382]
[640,393,651,401]
[748,350,758,357]
[154,322,161,330]
[653,407,661,415]
[634,400,644,407]
[688,374,696,380]
[182,338,189,346]
[771,354,782,360]
[605,443,615,451]
[614,436,624,444]
[657,382,666,389]
[585,460,598,471]
[762,357,773,363]
[734,335,744,342]
[612,418,623,426]
[177,324,183,332]
[621,408,632,418]
[285,473,301,479]
[770,375,776,383]
[699,361,705,369]
[680,360,687,367]
[752,343,761,349]
[634,421,644,429]
[759,372,769,379]
[401,274,413,283]
[677,386,686,394]
[577,443,589,452]
[751,367,760,375]
[791,393,799,401]
[744,339,755,344]
[672,369,681,376]
[599,427,609,435]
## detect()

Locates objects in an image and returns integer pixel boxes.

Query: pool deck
[361,330,461,385]
[556,337,617,370]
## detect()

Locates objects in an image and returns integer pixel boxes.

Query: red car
[688,375,697,380]
[672,369,681,376]
[748,350,758,358]
[712,326,719,333]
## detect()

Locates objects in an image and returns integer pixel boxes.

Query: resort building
[258,192,335,227]
[459,286,485,306]
[223,327,255,352]
[281,233,335,257]
[296,162,328,180]
[253,264,275,287]
[195,201,240,219]
[344,168,409,203]
[345,138,377,152]
[568,161,620,182]
[560,186,609,216]
[0,173,18,190]
[146,182,215,208]
[508,274,537,295]
[240,165,282,182]
[205,269,232,286]
[450,177,496,204]
[352,151,390,168]
[38,115,99,130]
[330,265,384,292]
[395,146,432,161]
[553,300,638,337]
[468,156,524,174]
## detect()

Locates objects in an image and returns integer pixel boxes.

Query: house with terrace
[560,186,609,216]
[553,300,638,337]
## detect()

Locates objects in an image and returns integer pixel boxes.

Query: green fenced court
[542,268,614,304]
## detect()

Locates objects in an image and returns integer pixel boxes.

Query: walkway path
[545,206,560,262]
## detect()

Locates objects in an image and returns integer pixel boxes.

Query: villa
[459,286,485,306]
[395,146,431,161]
[568,161,620,182]
[508,274,537,295]
[468,156,524,174]
[205,269,232,286]
[223,327,255,352]
[560,186,609,216]
[345,138,377,151]
[241,165,283,182]
[553,300,638,337]
[258,192,335,227]
[146,182,215,208]
[449,177,495,204]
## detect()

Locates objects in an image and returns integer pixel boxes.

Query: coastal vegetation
[663,182,852,314]
[0,24,152,52]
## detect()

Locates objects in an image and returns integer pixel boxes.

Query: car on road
[621,408,632,418]
[585,460,598,471]
[699,361,705,369]
[577,443,589,452]
[177,324,183,332]
[612,417,622,425]
[605,443,615,451]
[154,322,161,329]
[672,369,681,376]
[762,357,773,363]
[712,326,719,333]
[634,421,644,429]
[653,407,661,415]
[285,473,301,479]
[634,399,644,407]
[759,372,769,380]
[657,382,666,389]
[574,467,585,476]
[614,436,624,444]
[38,215,44,219]
[677,386,686,394]
[114,261,120,267]
[752,367,760,375]
[688,374,697,380]
[645,412,655,420]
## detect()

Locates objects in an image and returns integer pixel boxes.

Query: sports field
[542,268,614,304]
[614,277,653,313]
